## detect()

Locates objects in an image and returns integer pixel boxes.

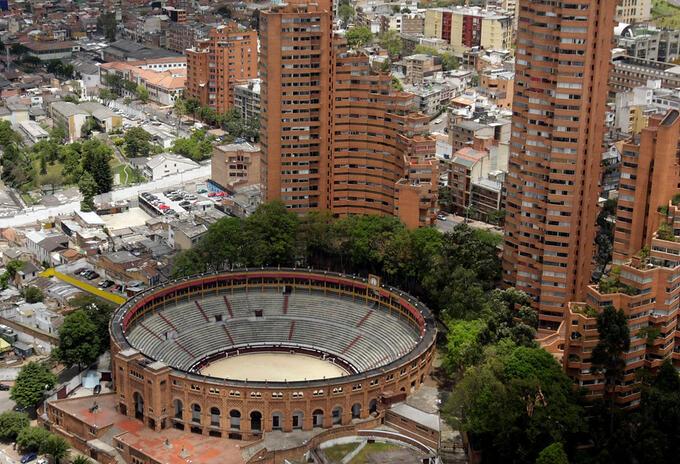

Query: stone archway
[351,403,361,419]
[250,411,262,431]
[312,409,324,428]
[332,406,343,425]
[133,392,144,421]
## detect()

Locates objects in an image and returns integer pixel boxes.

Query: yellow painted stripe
[39,268,126,305]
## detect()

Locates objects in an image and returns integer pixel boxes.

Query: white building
[143,153,199,180]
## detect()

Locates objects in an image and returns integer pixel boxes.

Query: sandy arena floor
[200,353,349,381]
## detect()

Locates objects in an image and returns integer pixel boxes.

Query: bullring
[110,269,436,440]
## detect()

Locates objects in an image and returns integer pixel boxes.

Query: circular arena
[110,269,436,440]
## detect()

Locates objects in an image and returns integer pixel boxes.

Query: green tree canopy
[338,4,355,28]
[536,443,569,464]
[123,127,152,158]
[136,85,149,102]
[345,26,372,48]
[0,411,30,440]
[10,362,57,409]
[42,434,70,464]
[16,426,50,452]
[24,286,43,303]
[53,309,101,369]
[78,171,98,212]
[380,30,402,57]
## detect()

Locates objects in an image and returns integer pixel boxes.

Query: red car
[208,192,217,197]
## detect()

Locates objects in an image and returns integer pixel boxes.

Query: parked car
[437,214,447,221]
[208,192,216,197]
[0,383,9,391]
[197,188,207,194]
[86,272,100,280]
[36,459,48,464]
[99,280,114,288]
[20,453,36,463]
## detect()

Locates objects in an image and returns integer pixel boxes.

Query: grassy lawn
[323,442,361,462]
[21,193,35,205]
[652,0,680,28]
[112,163,146,185]
[30,158,65,186]
[348,442,402,464]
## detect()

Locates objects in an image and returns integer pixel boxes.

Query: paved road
[0,165,210,228]
[429,112,448,134]
[0,390,15,414]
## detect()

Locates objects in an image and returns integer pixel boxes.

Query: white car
[433,118,442,124]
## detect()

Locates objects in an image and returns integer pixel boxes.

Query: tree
[78,171,98,212]
[171,129,214,162]
[445,346,585,464]
[345,26,372,48]
[76,296,114,354]
[0,411,29,440]
[591,305,630,435]
[98,12,117,41]
[338,4,355,28]
[242,201,299,266]
[123,127,152,158]
[71,457,92,464]
[16,426,50,452]
[98,88,117,104]
[24,286,43,303]
[380,30,402,57]
[42,434,70,464]
[10,362,57,409]
[136,85,149,103]
[217,5,232,18]
[53,309,101,369]
[443,319,484,375]
[102,73,125,96]
[536,443,569,464]
[391,76,403,91]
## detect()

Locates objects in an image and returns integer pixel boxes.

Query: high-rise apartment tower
[185,23,258,114]
[503,0,616,329]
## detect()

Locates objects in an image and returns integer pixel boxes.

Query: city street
[429,112,448,134]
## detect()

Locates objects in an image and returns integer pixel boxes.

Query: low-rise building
[17,120,49,144]
[143,153,199,181]
[100,59,187,106]
[24,40,79,61]
[168,220,208,250]
[211,142,262,191]
[403,54,442,85]
[50,101,88,142]
[77,102,122,133]
[25,230,68,266]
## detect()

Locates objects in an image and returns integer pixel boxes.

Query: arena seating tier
[126,289,420,376]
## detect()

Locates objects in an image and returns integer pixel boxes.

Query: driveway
[0,389,16,414]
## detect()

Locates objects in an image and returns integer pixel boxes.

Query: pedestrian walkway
[39,268,126,305]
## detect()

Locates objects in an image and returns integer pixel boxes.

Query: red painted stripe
[342,335,361,355]
[140,322,164,341]
[288,321,295,340]
[283,295,288,315]
[158,313,177,331]
[356,310,373,327]
[195,301,209,322]
[222,324,234,344]
[223,296,233,317]
[368,355,390,369]
[174,340,195,358]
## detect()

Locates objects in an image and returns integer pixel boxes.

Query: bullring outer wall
[110,269,436,440]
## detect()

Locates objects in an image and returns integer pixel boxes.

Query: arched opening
[191,404,201,424]
[400,387,406,392]
[351,403,361,419]
[250,411,262,431]
[272,412,283,430]
[312,409,324,428]
[230,409,241,430]
[173,399,183,419]
[292,411,303,429]
[210,407,220,427]
[369,399,378,414]
[332,407,342,425]
[133,392,144,421]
